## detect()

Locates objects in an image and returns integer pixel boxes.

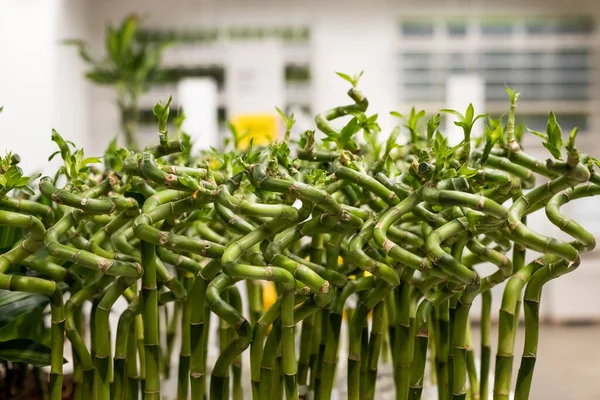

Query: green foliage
[505,85,520,106]
[49,130,101,186]
[103,137,129,172]
[0,340,55,367]
[0,291,52,366]
[225,122,252,151]
[304,168,328,188]
[0,291,49,326]
[566,127,578,153]
[65,15,170,91]
[321,116,360,151]
[441,104,487,142]
[391,107,427,146]
[431,131,463,180]
[529,111,563,159]
[0,153,41,198]
[178,173,202,191]
[276,107,296,142]
[153,96,173,139]
[481,119,503,164]
[335,70,364,88]
[426,114,441,148]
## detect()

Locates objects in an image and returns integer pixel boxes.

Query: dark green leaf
[339,117,360,148]
[0,309,47,342]
[48,151,60,161]
[0,290,49,328]
[0,339,57,367]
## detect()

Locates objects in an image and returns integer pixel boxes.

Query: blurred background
[2,1,600,397]
[2,0,600,327]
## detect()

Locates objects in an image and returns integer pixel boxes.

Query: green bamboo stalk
[39,177,115,214]
[141,241,161,400]
[348,280,393,400]
[298,314,314,399]
[409,289,453,400]
[310,310,323,396]
[177,273,193,400]
[465,322,478,400]
[435,300,450,400]
[48,287,65,400]
[395,271,414,400]
[364,300,385,400]
[113,295,140,400]
[95,277,136,400]
[479,290,491,400]
[206,274,252,400]
[320,276,374,400]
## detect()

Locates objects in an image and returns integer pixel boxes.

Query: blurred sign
[232,113,279,149]
[226,40,284,148]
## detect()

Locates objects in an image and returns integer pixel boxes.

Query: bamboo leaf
[566,127,578,152]
[385,126,401,156]
[505,85,520,104]
[339,117,360,149]
[178,174,200,191]
[335,71,354,85]
[81,157,102,166]
[465,103,474,123]
[427,114,440,146]
[528,129,547,140]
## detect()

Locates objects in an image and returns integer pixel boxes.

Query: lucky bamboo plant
[65,14,170,150]
[1,74,599,400]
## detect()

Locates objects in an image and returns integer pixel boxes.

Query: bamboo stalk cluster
[1,80,599,400]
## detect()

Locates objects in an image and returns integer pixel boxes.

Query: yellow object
[262,281,278,311]
[232,114,279,149]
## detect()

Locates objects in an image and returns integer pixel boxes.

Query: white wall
[0,0,91,177]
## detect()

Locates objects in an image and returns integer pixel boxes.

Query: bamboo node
[158,231,169,245]
[264,266,274,278]
[97,258,111,273]
[477,196,485,209]
[383,239,394,254]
